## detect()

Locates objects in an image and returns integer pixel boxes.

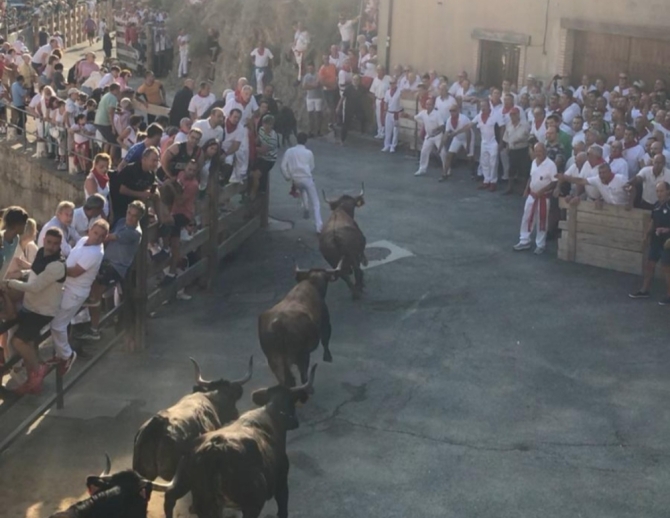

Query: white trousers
[480,140,499,184]
[375,99,385,137]
[230,128,249,183]
[519,195,549,248]
[293,49,304,80]
[383,113,399,151]
[50,289,87,360]
[419,135,445,172]
[294,177,323,232]
[255,68,265,94]
[178,49,189,77]
[500,147,510,180]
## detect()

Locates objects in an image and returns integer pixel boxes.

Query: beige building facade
[376,0,670,90]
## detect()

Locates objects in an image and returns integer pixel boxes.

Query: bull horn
[327,258,345,275]
[101,453,111,476]
[321,189,337,205]
[151,457,184,493]
[359,182,365,198]
[189,357,210,386]
[232,355,254,385]
[294,263,308,274]
[293,364,318,395]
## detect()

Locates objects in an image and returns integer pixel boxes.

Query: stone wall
[0,143,83,225]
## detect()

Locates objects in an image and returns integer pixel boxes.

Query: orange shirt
[318,64,337,91]
[137,81,163,104]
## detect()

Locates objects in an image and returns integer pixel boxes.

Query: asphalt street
[1,136,670,518]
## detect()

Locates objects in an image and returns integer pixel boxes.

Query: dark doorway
[478,40,521,89]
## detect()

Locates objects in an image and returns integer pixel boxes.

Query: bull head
[294,258,343,283]
[322,182,365,213]
[189,355,254,391]
[85,454,154,500]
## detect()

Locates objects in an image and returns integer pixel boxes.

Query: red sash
[528,193,548,232]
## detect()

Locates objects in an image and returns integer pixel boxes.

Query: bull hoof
[323,351,333,363]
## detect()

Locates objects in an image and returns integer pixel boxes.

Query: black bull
[48,455,172,518]
[162,365,318,518]
[258,264,342,387]
[319,183,368,299]
[132,356,253,481]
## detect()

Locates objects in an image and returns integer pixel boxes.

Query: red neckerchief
[623,139,638,150]
[225,119,239,134]
[502,105,513,115]
[91,169,109,189]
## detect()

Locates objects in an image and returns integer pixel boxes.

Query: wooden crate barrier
[557,199,651,275]
[397,92,419,151]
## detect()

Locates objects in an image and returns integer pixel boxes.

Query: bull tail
[133,415,168,480]
[263,318,296,387]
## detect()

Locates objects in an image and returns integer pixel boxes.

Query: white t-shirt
[338,69,352,91]
[97,72,117,90]
[338,19,355,43]
[223,93,258,126]
[221,123,244,164]
[369,76,390,100]
[560,103,581,133]
[636,166,670,204]
[530,119,547,145]
[178,34,189,50]
[192,118,224,144]
[29,93,43,115]
[435,95,458,121]
[587,174,629,205]
[31,43,53,65]
[250,48,273,68]
[188,94,216,119]
[414,109,445,139]
[329,52,347,69]
[529,157,558,193]
[64,237,104,297]
[622,144,645,177]
[473,112,503,144]
[652,121,670,151]
[608,157,629,179]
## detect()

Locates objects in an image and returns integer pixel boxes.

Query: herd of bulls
[49,185,368,518]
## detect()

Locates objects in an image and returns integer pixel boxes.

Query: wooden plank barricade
[557,198,652,276]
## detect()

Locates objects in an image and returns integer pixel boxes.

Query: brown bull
[258,264,341,387]
[132,357,252,481]
[162,365,318,518]
[319,183,367,299]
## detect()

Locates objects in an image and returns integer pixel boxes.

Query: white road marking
[362,240,414,270]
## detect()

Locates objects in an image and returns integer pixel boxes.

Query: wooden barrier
[557,198,651,275]
[31,1,113,51]
[397,92,419,152]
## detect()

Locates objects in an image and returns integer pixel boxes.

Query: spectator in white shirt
[173,117,193,144]
[513,143,558,254]
[627,154,670,210]
[608,141,629,179]
[38,201,81,257]
[250,43,274,93]
[31,38,60,72]
[448,71,467,96]
[369,65,390,139]
[73,194,105,236]
[328,44,347,70]
[402,97,444,177]
[559,90,581,135]
[188,82,216,121]
[49,220,108,376]
[560,163,630,207]
[192,107,224,144]
[281,133,322,233]
[337,13,359,52]
[97,66,120,90]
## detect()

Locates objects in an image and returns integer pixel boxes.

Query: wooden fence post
[125,217,148,351]
[145,24,154,73]
[205,168,220,288]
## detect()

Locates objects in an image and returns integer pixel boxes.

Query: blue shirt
[125,142,147,164]
[104,219,142,277]
[11,81,27,107]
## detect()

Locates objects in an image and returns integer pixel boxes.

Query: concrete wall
[0,144,84,225]
[378,0,670,85]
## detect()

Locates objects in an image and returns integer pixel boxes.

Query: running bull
[319,183,368,299]
[258,263,341,386]
[132,356,253,481]
[162,365,318,518]
[49,454,172,518]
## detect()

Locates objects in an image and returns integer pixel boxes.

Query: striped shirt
[258,127,279,162]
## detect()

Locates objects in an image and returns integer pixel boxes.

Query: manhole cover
[365,247,391,261]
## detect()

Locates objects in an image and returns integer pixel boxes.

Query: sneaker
[513,242,532,251]
[659,297,670,306]
[628,291,650,299]
[533,247,545,255]
[57,162,67,171]
[79,328,101,341]
[180,228,193,242]
[381,147,390,152]
[81,298,101,308]
[176,289,192,301]
[57,351,77,377]
[414,170,427,177]
[389,147,396,153]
